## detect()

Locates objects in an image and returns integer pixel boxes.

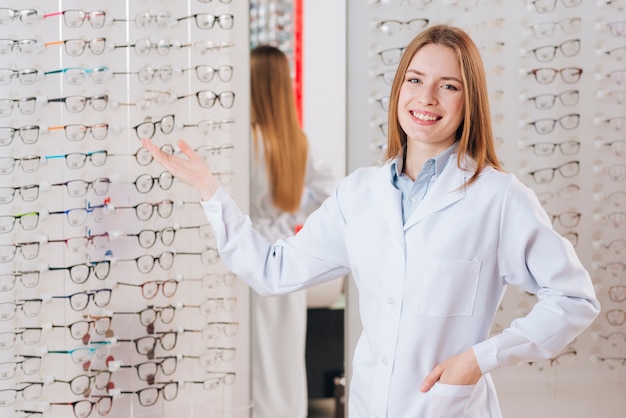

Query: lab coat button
[382,356,388,365]
[387,297,394,305]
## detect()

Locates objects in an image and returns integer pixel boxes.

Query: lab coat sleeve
[473,176,600,374]
[201,184,351,296]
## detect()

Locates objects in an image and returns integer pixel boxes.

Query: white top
[202,153,600,418]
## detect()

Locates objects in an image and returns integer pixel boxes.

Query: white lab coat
[202,153,600,418]
[248,133,337,418]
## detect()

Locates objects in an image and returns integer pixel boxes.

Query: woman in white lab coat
[142,25,599,418]
[247,45,337,418]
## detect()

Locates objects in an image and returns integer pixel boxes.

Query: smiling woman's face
[397,43,465,157]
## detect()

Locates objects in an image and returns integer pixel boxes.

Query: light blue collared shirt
[391,142,458,224]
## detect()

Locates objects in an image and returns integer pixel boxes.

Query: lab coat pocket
[418,258,480,317]
[426,382,476,418]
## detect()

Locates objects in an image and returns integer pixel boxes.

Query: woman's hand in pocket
[420,348,482,393]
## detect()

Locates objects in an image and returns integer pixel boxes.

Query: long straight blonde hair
[385,25,502,187]
[250,45,308,213]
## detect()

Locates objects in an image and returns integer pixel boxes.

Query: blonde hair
[385,25,502,187]
[250,45,308,213]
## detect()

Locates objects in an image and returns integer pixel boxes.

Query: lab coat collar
[404,153,470,230]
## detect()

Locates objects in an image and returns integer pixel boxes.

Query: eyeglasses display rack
[0,1,252,417]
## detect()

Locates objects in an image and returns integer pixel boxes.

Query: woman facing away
[142,25,599,418]
[247,45,338,418]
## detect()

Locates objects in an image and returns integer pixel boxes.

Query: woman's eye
[406,77,420,83]
[443,84,458,91]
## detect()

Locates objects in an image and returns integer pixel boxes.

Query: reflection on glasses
[185,372,236,391]
[120,251,176,273]
[524,89,579,110]
[51,316,112,342]
[594,237,626,255]
[48,203,110,226]
[48,94,108,113]
[118,279,179,299]
[133,114,175,140]
[113,10,172,29]
[120,381,178,407]
[0,8,40,24]
[0,68,42,85]
[0,96,37,116]
[0,125,39,146]
[51,177,112,198]
[51,288,113,311]
[113,38,190,56]
[0,328,43,349]
[48,395,113,418]
[115,305,177,328]
[526,139,580,156]
[132,171,174,194]
[2,154,41,171]
[0,356,41,380]
[118,331,178,358]
[525,349,577,371]
[46,150,108,169]
[528,17,581,38]
[593,162,626,182]
[528,0,581,13]
[114,199,175,221]
[43,10,106,28]
[183,118,235,135]
[0,241,39,261]
[606,308,626,326]
[109,144,175,166]
[0,382,43,406]
[0,38,40,54]
[548,210,581,228]
[0,299,42,320]
[526,67,583,84]
[596,138,626,156]
[536,183,579,205]
[177,13,234,30]
[595,116,626,131]
[44,66,110,85]
[49,123,109,140]
[125,224,213,249]
[0,271,40,291]
[48,260,111,284]
[599,45,626,60]
[527,160,580,184]
[377,47,405,66]
[524,39,580,62]
[0,185,39,204]
[177,90,235,109]
[0,212,39,233]
[187,297,237,317]
[604,20,626,37]
[51,370,112,395]
[47,341,112,366]
[46,231,111,254]
[120,356,179,384]
[44,37,107,56]
[375,18,429,36]
[594,211,626,228]
[185,347,236,367]
[526,113,579,134]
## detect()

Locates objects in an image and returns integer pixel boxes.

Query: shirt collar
[391,141,459,180]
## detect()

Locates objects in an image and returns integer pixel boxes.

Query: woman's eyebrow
[406,69,462,84]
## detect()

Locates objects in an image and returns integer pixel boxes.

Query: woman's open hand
[141,139,219,201]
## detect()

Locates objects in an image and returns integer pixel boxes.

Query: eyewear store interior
[0,0,624,418]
